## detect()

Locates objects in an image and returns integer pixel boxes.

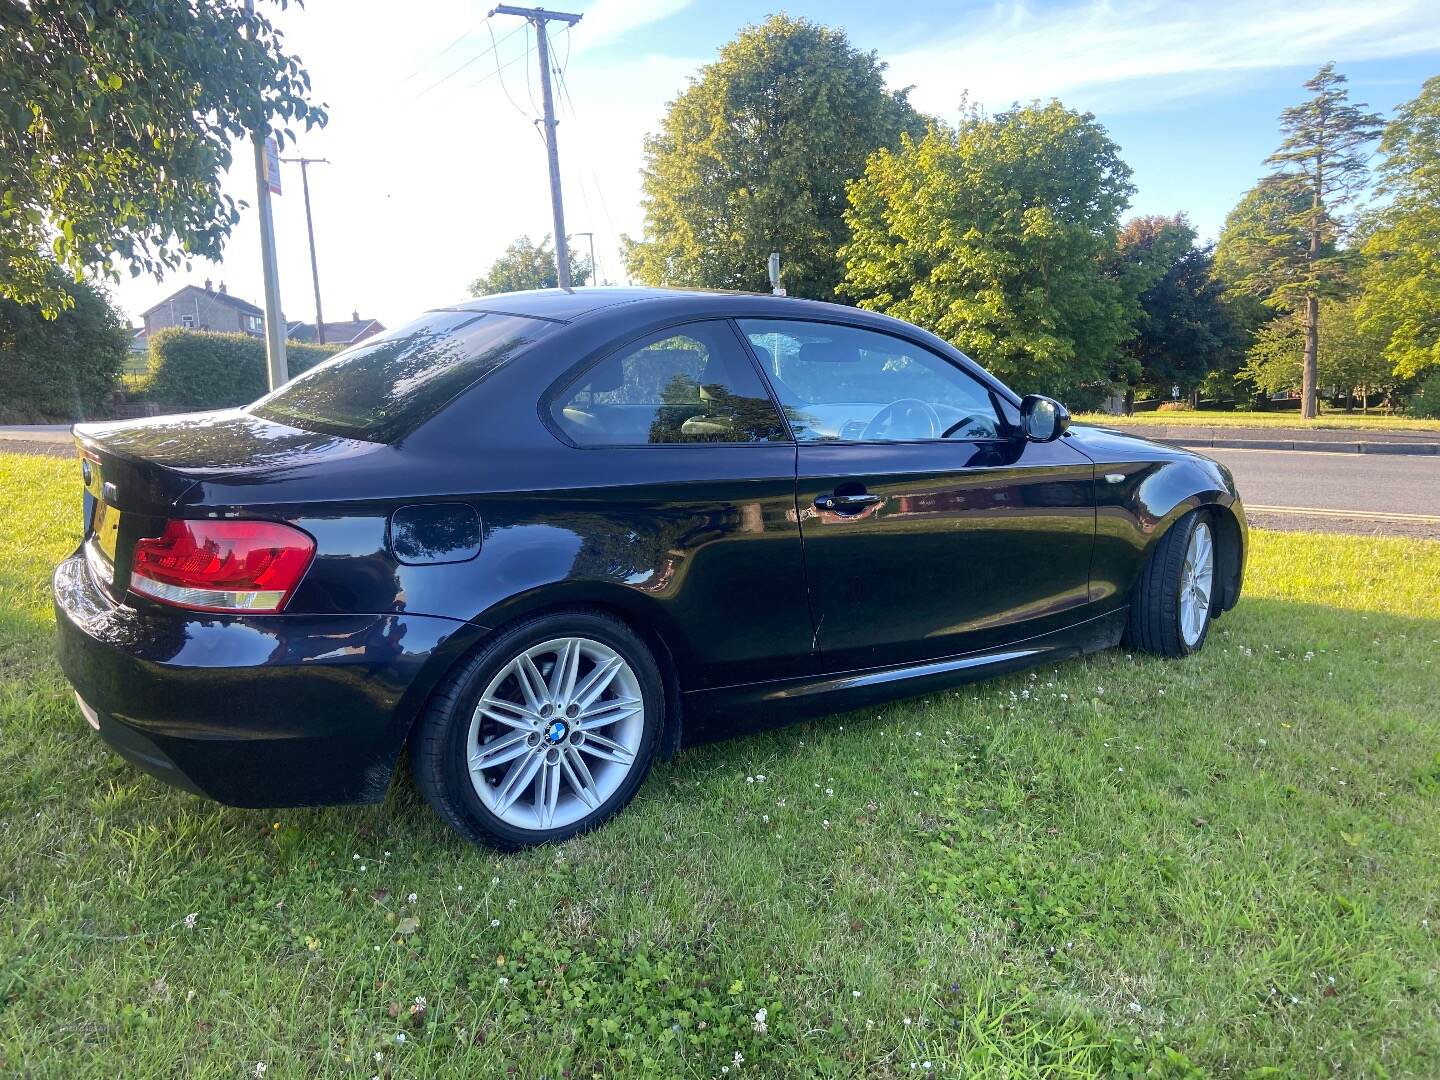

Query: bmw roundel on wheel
[54,288,1247,849]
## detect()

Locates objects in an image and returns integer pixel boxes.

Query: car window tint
[554,322,788,445]
[251,311,555,443]
[738,319,1002,443]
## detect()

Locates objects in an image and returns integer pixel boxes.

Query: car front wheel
[1125,509,1216,658]
[410,610,663,849]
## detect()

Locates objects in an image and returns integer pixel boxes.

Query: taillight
[129,520,315,613]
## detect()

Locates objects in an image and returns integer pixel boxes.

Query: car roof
[437,287,716,322]
[436,286,880,325]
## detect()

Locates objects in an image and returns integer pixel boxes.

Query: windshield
[250,310,555,442]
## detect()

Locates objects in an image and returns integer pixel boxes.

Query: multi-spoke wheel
[411,611,662,849]
[1124,509,1218,658]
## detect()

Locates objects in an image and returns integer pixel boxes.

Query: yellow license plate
[91,498,120,565]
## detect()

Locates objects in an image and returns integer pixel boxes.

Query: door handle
[815,492,881,512]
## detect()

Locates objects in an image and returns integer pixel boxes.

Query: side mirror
[1019,394,1070,442]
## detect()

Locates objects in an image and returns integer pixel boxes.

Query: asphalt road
[1204,446,1440,539]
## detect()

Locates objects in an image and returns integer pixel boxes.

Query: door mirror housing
[1019,395,1070,442]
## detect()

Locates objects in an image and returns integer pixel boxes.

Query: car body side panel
[1067,426,1248,610]
[52,550,488,806]
[792,436,1097,670]
[682,607,1127,745]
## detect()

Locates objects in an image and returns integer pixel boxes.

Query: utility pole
[573,230,597,285]
[491,5,582,288]
[282,156,329,343]
[244,0,288,388]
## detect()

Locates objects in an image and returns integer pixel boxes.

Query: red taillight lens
[129,520,315,613]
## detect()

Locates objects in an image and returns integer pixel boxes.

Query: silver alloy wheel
[1180,521,1214,647]
[466,636,645,831]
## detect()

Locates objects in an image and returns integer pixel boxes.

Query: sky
[108,0,1440,331]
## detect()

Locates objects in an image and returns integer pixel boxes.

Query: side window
[553,322,789,446]
[738,319,1003,443]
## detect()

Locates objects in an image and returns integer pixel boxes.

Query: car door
[543,318,813,689]
[737,318,1096,672]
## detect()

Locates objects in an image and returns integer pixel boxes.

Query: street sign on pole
[263,137,283,195]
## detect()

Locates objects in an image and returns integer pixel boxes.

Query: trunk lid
[73,409,380,602]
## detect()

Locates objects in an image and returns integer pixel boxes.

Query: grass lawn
[1,451,1438,1078]
[1075,410,1440,434]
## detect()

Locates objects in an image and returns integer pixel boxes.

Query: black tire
[1123,509,1216,658]
[409,609,664,850]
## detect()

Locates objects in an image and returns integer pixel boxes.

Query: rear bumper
[53,550,483,807]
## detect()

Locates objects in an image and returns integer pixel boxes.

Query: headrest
[797,340,861,364]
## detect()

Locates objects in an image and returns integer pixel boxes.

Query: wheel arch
[1130,459,1247,614]
[404,583,690,759]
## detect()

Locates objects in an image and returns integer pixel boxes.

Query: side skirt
[679,607,1128,747]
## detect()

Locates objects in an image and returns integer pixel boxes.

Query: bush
[1408,368,1440,419]
[147,329,342,410]
[1156,401,1190,412]
[0,271,128,423]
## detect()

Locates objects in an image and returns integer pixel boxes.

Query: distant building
[136,283,382,354]
[286,310,385,347]
[141,280,267,339]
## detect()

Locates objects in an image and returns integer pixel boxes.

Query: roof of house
[141,283,263,319]
[287,318,384,345]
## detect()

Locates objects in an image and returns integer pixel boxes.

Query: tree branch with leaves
[0,0,327,316]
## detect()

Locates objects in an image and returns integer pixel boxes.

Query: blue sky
[109,0,1440,330]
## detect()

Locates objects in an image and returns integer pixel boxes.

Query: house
[141,280,268,339]
[286,311,385,346]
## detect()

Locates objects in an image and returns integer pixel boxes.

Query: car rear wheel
[1124,509,1216,658]
[410,610,663,849]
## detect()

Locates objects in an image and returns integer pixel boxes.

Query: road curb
[1107,430,1440,456]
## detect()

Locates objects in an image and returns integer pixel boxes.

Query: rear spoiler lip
[70,427,203,512]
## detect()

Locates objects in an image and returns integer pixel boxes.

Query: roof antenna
[768,252,786,296]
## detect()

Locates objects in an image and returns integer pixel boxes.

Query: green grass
[2,451,1438,1077]
[1076,409,1440,434]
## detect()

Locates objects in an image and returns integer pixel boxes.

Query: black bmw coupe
[55,288,1246,848]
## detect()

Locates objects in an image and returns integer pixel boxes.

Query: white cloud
[572,0,695,51]
[886,0,1440,118]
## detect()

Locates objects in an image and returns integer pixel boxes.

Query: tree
[0,1,326,316]
[0,265,128,422]
[468,235,591,296]
[1239,298,1393,405]
[1216,64,1382,418]
[1358,75,1440,380]
[626,14,923,299]
[1114,215,1241,405]
[839,101,1136,401]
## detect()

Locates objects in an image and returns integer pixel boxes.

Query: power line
[463,39,533,90]
[414,20,525,99]
[400,25,476,84]
[488,19,537,124]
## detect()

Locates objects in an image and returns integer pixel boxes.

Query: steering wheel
[940,414,984,440]
[861,398,942,441]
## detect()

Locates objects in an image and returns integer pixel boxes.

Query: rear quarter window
[251,311,554,442]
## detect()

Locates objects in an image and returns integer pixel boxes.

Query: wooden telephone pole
[490,5,583,288]
[281,156,329,343]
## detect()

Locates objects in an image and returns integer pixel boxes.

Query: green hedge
[0,273,128,423]
[1408,368,1440,420]
[147,329,343,410]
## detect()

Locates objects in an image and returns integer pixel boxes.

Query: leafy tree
[1358,75,1440,380]
[626,14,923,299]
[839,102,1136,401]
[1216,64,1382,418]
[0,266,128,422]
[0,0,326,316]
[1239,298,1393,405]
[1114,215,1241,404]
[468,235,590,296]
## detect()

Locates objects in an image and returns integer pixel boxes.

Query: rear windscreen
[250,310,555,442]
